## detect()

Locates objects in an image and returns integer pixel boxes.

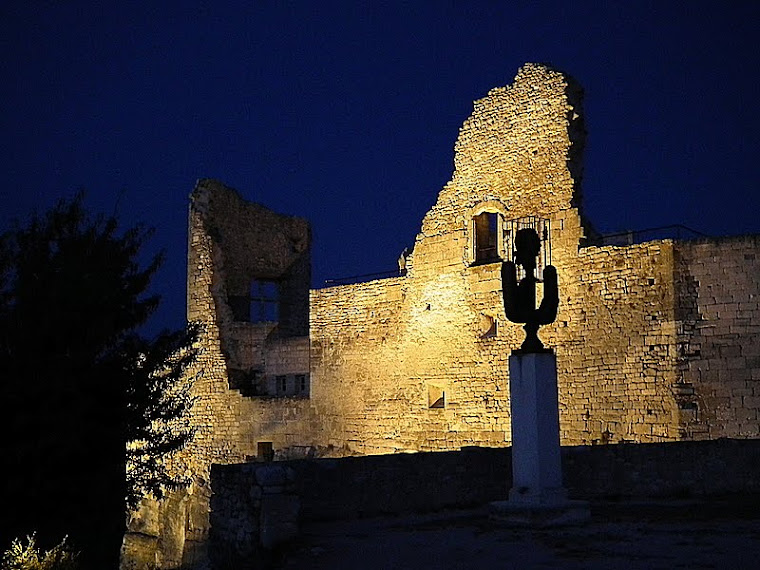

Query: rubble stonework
[121,63,760,568]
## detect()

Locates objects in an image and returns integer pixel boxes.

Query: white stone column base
[491,351,590,526]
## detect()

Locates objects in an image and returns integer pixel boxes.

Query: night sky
[2,1,759,335]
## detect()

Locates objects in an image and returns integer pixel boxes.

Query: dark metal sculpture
[502,228,559,353]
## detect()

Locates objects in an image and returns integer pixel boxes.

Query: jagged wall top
[190,178,310,286]
[422,63,585,235]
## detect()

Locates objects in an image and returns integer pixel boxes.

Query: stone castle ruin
[122,63,760,567]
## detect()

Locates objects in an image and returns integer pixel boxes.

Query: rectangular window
[505,217,551,277]
[257,441,274,462]
[474,212,500,263]
[250,279,279,322]
[276,375,288,395]
[295,374,309,395]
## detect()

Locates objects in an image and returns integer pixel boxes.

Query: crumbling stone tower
[188,181,311,393]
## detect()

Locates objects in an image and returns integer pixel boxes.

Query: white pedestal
[490,352,589,526]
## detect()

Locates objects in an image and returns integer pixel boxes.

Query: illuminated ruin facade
[185,64,760,462]
[121,63,760,568]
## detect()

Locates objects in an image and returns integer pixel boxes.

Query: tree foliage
[124,326,199,511]
[0,194,198,566]
[1,534,80,570]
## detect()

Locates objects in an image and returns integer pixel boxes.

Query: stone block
[119,533,158,570]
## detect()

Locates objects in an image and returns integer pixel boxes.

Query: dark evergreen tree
[0,195,198,568]
[123,326,199,512]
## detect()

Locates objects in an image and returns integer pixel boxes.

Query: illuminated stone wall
[309,64,684,451]
[176,65,760,463]
[675,236,760,438]
[122,64,760,568]
[122,181,324,569]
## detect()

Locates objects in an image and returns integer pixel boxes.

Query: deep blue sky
[2,1,758,334]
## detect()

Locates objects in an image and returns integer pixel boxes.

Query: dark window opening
[296,374,309,395]
[276,375,287,395]
[474,212,500,264]
[257,442,274,462]
[229,279,280,323]
[246,370,264,396]
[229,368,264,397]
[250,279,279,322]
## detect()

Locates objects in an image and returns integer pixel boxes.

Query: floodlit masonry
[121,63,760,568]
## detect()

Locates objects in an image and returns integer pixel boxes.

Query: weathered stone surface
[119,533,158,570]
[120,497,161,570]
[211,440,760,529]
[156,490,189,569]
[259,494,300,548]
[674,237,760,439]
[127,495,160,537]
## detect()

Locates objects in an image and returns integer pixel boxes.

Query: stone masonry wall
[675,236,760,438]
[309,241,683,452]
[558,241,682,444]
[122,65,760,569]
[183,180,321,475]
[209,439,760,564]
[209,464,299,569]
[308,64,686,452]
[307,65,757,454]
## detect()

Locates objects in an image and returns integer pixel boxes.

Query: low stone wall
[564,439,760,498]
[209,439,760,563]
[289,446,510,521]
[209,464,299,568]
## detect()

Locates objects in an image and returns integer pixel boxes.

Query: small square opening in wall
[428,385,445,409]
[257,441,274,462]
[678,401,698,423]
[479,314,497,338]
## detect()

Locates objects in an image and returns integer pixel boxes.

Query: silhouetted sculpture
[492,227,589,524]
[502,228,559,353]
